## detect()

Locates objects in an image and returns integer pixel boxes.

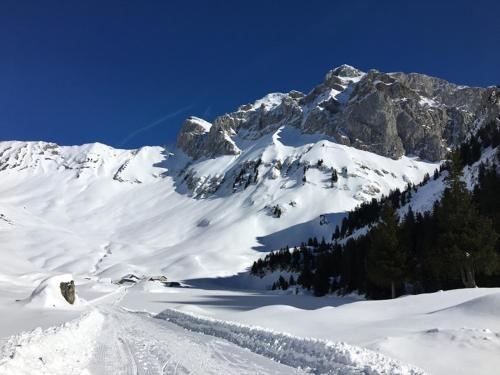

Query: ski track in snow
[0,305,307,375]
[0,304,426,374]
[0,284,427,375]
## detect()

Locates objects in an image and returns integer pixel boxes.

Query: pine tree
[298,263,313,290]
[312,263,330,296]
[366,201,407,298]
[433,168,440,180]
[332,225,341,241]
[431,151,498,288]
[399,206,419,289]
[277,275,288,290]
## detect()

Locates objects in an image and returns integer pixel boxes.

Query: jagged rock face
[177,116,240,159]
[176,65,499,161]
[334,70,451,160]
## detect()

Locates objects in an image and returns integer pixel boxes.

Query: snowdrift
[24,274,82,309]
[0,310,103,375]
[157,308,426,375]
[431,291,500,316]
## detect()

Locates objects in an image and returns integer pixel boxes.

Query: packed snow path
[0,286,427,375]
[0,304,427,375]
[88,306,309,375]
[0,304,306,375]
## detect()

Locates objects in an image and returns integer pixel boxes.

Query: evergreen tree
[312,262,330,296]
[277,275,289,290]
[399,206,419,289]
[433,169,440,180]
[332,225,340,241]
[366,202,407,298]
[430,151,498,287]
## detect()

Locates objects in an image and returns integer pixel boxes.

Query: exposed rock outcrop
[176,65,500,161]
[177,116,240,159]
[59,280,75,305]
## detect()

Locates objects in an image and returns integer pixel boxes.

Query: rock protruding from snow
[59,281,75,305]
[157,308,427,375]
[176,65,499,161]
[25,275,81,309]
[176,115,240,159]
[327,64,365,80]
[176,116,213,159]
[177,92,303,159]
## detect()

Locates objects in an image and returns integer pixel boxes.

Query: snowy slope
[120,283,500,375]
[0,131,438,282]
[397,145,499,218]
[0,282,434,375]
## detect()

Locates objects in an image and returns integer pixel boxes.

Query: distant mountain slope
[0,134,436,280]
[1,65,498,282]
[247,119,500,298]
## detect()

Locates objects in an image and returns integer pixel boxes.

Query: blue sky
[1,0,499,148]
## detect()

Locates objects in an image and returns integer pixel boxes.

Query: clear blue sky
[1,0,499,148]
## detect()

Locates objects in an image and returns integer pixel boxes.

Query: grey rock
[176,117,215,159]
[59,280,75,305]
[176,116,240,160]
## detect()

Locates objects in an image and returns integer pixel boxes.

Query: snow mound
[25,274,82,309]
[157,308,426,375]
[433,292,500,316]
[0,310,103,375]
[135,280,179,294]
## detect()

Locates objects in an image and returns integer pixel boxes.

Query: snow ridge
[0,310,104,375]
[157,308,427,375]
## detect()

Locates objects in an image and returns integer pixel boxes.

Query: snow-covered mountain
[177,65,499,161]
[1,65,500,375]
[0,65,498,282]
[0,137,437,281]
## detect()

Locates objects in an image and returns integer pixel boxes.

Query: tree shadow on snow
[150,290,358,311]
[252,212,346,252]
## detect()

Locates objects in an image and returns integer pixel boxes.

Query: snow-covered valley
[1,63,499,374]
[0,134,446,374]
[0,133,438,281]
[1,276,499,375]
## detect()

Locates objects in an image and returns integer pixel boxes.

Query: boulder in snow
[25,274,80,309]
[59,280,75,304]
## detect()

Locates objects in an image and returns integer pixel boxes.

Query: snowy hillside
[0,64,498,375]
[0,132,438,281]
[2,63,498,283]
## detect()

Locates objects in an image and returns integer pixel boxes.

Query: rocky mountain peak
[176,65,499,161]
[327,64,364,79]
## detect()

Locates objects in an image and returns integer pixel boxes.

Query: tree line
[251,121,500,299]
